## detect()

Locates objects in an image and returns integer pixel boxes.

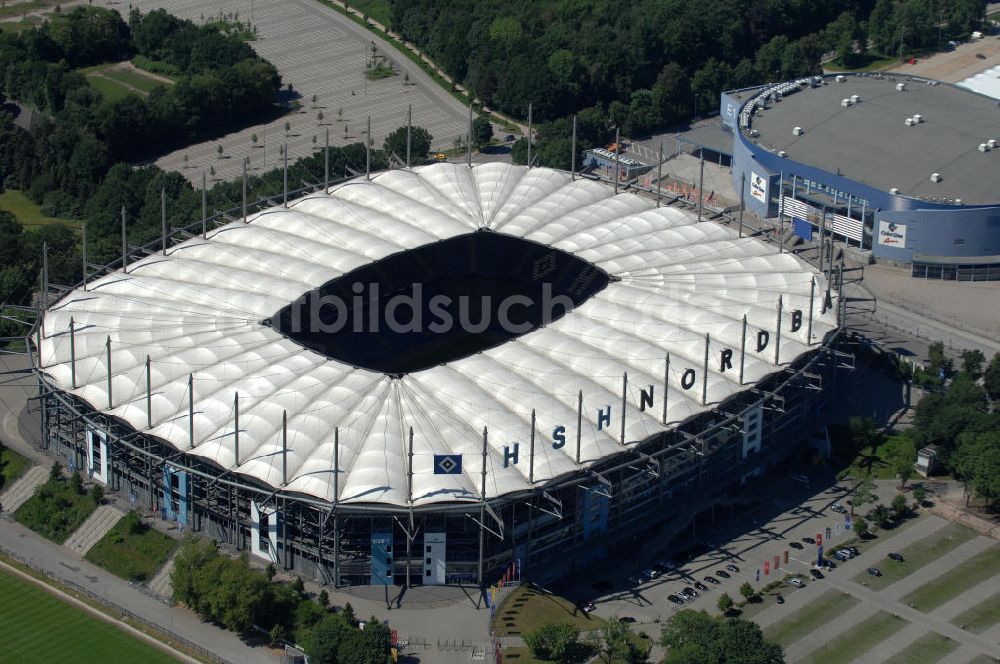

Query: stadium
[721,72,1000,281]
[33,162,847,588]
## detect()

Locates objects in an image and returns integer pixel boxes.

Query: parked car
[776,594,785,604]
[793,474,810,484]
[694,581,708,591]
[725,564,740,573]
[802,537,816,544]
[847,547,860,556]
[580,601,597,613]
[619,616,636,624]
[627,574,644,586]
[868,567,882,577]
[821,559,836,570]
[704,576,720,585]
[642,568,660,580]
[809,568,824,580]
[788,577,805,587]
[654,560,675,573]
[716,570,731,579]
[888,553,904,562]
[682,586,699,597]
[789,541,804,550]
[667,594,685,605]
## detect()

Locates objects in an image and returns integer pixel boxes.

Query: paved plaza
[125,0,469,184]
[578,471,1000,663]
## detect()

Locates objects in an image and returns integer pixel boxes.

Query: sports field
[0,569,179,663]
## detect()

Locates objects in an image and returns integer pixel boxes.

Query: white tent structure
[957,65,1000,101]
[39,163,836,508]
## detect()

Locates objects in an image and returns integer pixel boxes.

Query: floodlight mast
[570,115,577,180]
[366,116,371,180]
[526,103,533,168]
[405,104,412,168]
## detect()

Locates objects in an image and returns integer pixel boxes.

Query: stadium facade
[33,163,849,588]
[721,73,1000,281]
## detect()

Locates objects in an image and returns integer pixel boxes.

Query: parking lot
[125,0,469,184]
[576,472,1000,662]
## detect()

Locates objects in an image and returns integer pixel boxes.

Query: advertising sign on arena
[750,171,768,204]
[877,221,907,247]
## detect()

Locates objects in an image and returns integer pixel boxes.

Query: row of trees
[171,538,391,663]
[389,0,985,144]
[522,619,645,664]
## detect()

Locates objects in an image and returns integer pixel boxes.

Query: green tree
[870,503,892,529]
[306,613,354,664]
[983,353,1000,399]
[928,341,952,378]
[885,434,917,489]
[853,515,869,538]
[717,593,735,615]
[291,576,306,596]
[598,618,632,663]
[891,494,909,520]
[382,125,433,162]
[851,474,877,515]
[961,349,986,377]
[660,609,783,664]
[49,462,63,482]
[70,471,83,495]
[472,116,493,148]
[524,623,582,664]
[269,623,287,646]
[912,486,927,505]
[318,589,329,608]
[739,582,756,602]
[848,416,877,453]
[90,484,104,504]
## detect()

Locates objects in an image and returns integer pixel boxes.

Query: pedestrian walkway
[0,464,46,513]
[147,550,176,599]
[64,505,125,556]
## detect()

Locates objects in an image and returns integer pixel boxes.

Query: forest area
[387,0,986,165]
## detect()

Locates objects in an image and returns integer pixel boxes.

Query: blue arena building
[721,73,1000,281]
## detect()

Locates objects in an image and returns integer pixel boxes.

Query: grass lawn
[14,474,98,544]
[949,591,1000,634]
[0,17,42,33]
[883,632,958,664]
[1,446,31,491]
[85,74,137,102]
[902,544,1000,612]
[491,584,608,636]
[763,590,860,646]
[501,633,650,664]
[103,67,169,93]
[799,611,908,664]
[85,513,178,583]
[348,0,391,27]
[851,522,976,590]
[0,189,81,230]
[0,569,179,664]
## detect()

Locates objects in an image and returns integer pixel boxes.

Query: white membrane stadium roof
[958,65,1000,101]
[40,164,836,507]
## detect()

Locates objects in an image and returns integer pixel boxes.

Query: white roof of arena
[39,163,836,508]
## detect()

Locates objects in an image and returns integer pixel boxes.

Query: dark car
[504,134,516,142]
[976,52,988,59]
[847,547,860,556]
[694,581,708,591]
[868,567,882,577]
[667,594,685,605]
[789,541,804,550]
[619,616,637,624]
[716,570,731,579]
[821,559,836,570]
[704,576,720,585]
[809,568,824,580]
[776,594,785,604]
[888,553,904,562]
[580,601,597,613]
[725,564,740,573]
[682,586,699,597]
[802,537,816,544]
